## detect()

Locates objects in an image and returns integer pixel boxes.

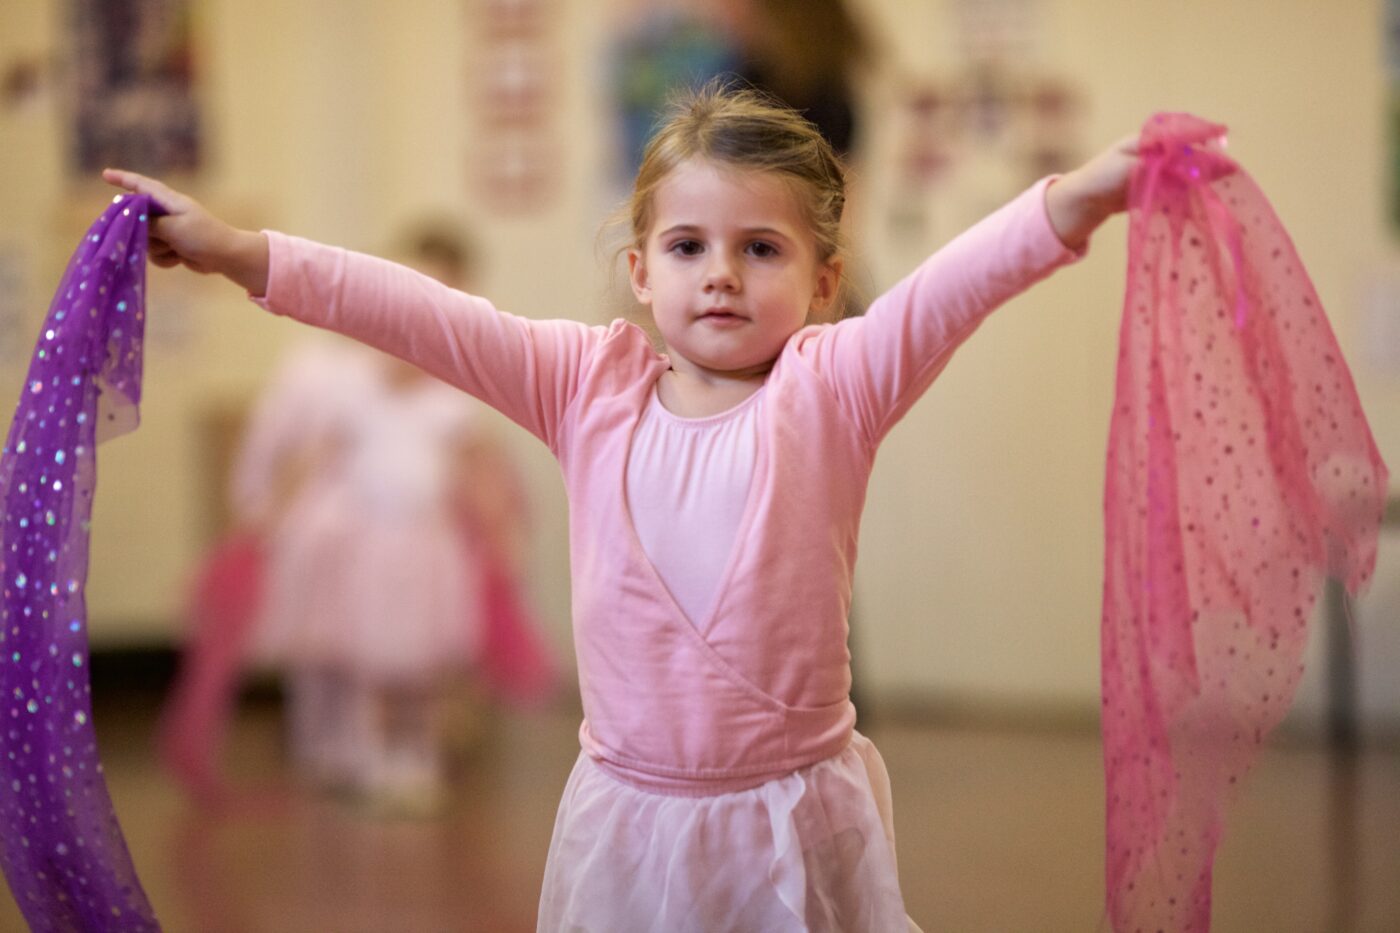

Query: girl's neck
[656,363,769,418]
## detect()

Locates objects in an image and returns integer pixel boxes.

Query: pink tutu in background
[157,531,265,803]
[157,338,561,800]
[473,550,559,705]
[244,344,482,682]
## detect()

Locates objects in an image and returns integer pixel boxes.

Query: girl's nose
[704,254,740,292]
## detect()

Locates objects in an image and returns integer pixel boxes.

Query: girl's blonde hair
[625,82,848,266]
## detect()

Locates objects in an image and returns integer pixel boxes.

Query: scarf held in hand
[1102,114,1387,931]
[1,194,161,930]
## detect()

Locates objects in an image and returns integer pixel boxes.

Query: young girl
[106,86,1135,931]
[244,341,486,811]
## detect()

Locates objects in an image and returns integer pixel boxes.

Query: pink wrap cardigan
[254,178,1080,794]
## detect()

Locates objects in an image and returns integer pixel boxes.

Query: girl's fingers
[149,240,183,267]
[102,168,222,272]
[101,167,157,194]
[101,168,186,211]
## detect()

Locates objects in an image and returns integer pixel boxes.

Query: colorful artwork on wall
[471,0,561,214]
[67,0,201,176]
[608,9,742,182]
[887,0,1086,245]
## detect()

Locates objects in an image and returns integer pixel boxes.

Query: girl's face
[628,158,841,380]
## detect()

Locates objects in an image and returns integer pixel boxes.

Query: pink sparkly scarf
[1,195,161,930]
[1102,113,1387,931]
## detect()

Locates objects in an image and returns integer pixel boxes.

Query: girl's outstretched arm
[102,168,270,295]
[103,169,601,453]
[801,130,1140,445]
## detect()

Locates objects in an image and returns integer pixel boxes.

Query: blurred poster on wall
[471,0,561,214]
[885,0,1085,249]
[67,0,201,176]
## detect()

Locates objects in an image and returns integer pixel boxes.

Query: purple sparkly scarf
[1,194,161,930]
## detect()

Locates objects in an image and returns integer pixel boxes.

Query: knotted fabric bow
[1,194,161,930]
[1101,113,1387,932]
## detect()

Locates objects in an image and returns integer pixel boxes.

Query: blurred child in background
[159,224,556,814]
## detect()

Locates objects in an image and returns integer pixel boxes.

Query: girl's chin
[690,357,780,379]
[664,339,785,378]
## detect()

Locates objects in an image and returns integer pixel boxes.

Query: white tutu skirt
[538,733,921,932]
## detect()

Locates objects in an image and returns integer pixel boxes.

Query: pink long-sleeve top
[255,179,1081,794]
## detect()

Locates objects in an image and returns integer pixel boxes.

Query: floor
[1,694,1396,932]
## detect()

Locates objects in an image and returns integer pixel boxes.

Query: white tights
[286,667,445,805]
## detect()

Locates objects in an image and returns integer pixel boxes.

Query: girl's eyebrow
[657,223,794,242]
[743,227,793,242]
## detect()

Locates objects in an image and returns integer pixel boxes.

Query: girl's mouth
[699,311,746,327]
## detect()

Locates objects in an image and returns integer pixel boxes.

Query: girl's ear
[809,257,844,316]
[627,248,652,305]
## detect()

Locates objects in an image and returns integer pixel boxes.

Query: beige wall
[1,1,1394,719]
[853,0,1400,718]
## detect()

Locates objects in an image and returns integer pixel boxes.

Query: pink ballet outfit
[244,344,482,682]
[252,179,1080,930]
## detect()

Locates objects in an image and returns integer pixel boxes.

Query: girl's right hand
[1044,135,1139,252]
[101,168,270,296]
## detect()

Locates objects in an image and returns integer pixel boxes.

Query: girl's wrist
[1044,170,1109,253]
[1045,135,1137,250]
[220,228,270,296]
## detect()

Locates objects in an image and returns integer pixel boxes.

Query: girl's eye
[670,240,703,257]
[747,241,779,259]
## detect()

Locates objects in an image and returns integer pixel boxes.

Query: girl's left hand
[1045,134,1139,251]
[101,168,270,295]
